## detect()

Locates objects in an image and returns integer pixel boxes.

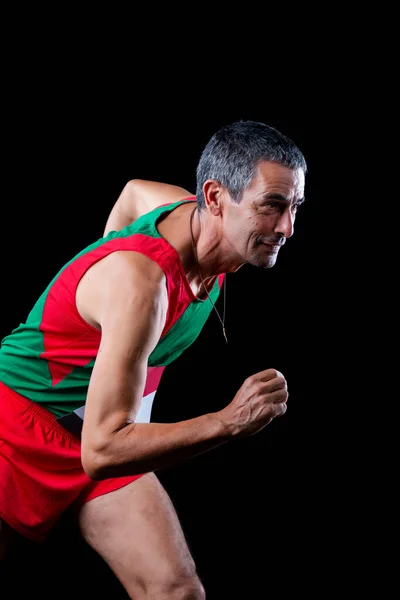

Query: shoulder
[77,251,168,329]
[101,250,167,293]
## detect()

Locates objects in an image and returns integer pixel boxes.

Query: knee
[146,570,206,600]
[173,573,206,600]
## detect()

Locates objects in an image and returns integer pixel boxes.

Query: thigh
[77,473,198,597]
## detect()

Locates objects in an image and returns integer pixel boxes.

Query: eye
[264,201,280,211]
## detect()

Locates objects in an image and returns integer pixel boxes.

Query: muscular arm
[80,251,229,480]
[103,179,194,236]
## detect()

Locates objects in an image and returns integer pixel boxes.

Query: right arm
[81,251,288,480]
[80,251,230,480]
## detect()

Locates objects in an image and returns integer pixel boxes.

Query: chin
[250,254,279,269]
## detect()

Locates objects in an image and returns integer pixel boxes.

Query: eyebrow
[262,193,306,205]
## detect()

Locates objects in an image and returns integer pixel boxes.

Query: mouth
[261,243,281,252]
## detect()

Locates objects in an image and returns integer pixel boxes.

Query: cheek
[249,218,270,238]
[230,214,263,245]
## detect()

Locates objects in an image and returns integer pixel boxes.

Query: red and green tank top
[0,198,224,427]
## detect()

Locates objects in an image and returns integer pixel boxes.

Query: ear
[203,179,224,216]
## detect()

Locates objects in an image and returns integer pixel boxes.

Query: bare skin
[0,163,304,598]
[103,179,194,237]
[78,473,206,599]
[79,162,303,479]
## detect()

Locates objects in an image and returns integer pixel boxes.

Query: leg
[78,473,205,600]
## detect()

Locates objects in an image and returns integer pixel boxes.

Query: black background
[0,50,375,597]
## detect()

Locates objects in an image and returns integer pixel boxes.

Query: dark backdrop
[1,90,348,598]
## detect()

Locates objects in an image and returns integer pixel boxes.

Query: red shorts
[0,381,144,543]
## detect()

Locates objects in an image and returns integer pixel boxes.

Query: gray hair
[196,120,307,209]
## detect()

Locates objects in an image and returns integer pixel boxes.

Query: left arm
[103,179,194,236]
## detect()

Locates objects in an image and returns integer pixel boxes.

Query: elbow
[81,426,145,480]
[81,430,116,481]
[81,445,109,481]
[124,178,143,198]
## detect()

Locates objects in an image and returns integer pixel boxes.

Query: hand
[217,369,288,437]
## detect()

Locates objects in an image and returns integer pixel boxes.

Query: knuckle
[245,374,255,386]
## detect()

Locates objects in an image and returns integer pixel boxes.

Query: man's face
[223,161,305,269]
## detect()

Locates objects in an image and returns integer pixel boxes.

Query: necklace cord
[189,206,228,344]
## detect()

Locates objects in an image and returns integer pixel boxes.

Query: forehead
[248,161,305,199]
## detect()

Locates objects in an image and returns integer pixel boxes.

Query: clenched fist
[216,369,288,437]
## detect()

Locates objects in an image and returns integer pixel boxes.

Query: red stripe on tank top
[40,234,192,386]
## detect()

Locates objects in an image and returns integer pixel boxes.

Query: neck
[189,205,245,279]
[189,206,228,343]
[189,208,228,343]
[189,206,216,297]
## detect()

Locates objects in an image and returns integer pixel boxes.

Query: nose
[274,208,295,239]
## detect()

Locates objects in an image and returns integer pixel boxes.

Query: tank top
[0,198,224,433]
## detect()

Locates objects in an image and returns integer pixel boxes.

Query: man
[0,120,307,599]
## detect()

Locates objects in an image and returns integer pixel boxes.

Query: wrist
[208,410,235,439]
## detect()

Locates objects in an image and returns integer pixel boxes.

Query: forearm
[85,411,231,479]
